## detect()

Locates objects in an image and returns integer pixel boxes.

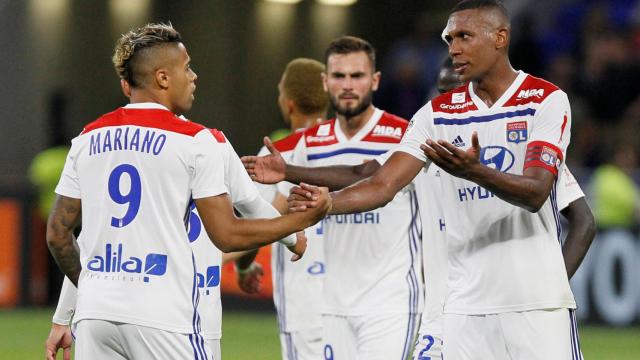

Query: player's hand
[45,323,73,360]
[289,183,332,221]
[287,231,307,261]
[421,131,482,180]
[237,262,264,294]
[241,137,286,184]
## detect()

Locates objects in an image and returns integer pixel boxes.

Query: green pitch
[1,308,639,359]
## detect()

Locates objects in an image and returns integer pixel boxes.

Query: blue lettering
[130,129,140,151]
[467,186,476,200]
[353,213,362,224]
[365,212,375,224]
[439,219,446,232]
[141,131,155,153]
[123,127,130,150]
[103,130,113,152]
[87,256,104,271]
[90,133,101,156]
[114,128,123,151]
[478,186,491,199]
[458,188,467,202]
[122,258,142,273]
[85,243,167,282]
[153,134,166,155]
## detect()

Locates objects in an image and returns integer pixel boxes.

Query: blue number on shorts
[108,164,142,228]
[324,344,334,360]
[187,202,202,242]
[417,335,435,360]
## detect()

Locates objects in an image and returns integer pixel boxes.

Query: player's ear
[155,68,170,89]
[495,27,509,50]
[120,79,132,98]
[371,70,381,92]
[321,72,329,92]
[287,99,296,116]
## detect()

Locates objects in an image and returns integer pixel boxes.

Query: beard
[330,90,373,118]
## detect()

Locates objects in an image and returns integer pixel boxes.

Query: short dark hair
[113,23,183,87]
[324,36,376,70]
[450,0,509,20]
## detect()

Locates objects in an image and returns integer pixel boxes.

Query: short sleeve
[524,91,571,177]
[191,130,230,199]
[54,141,81,199]
[396,103,434,164]
[224,140,260,205]
[556,166,585,211]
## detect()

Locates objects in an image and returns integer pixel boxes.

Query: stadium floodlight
[316,0,357,5]
[264,0,303,4]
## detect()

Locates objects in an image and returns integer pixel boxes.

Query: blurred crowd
[375,0,640,231]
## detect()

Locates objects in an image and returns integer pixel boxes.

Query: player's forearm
[46,231,81,286]
[561,199,596,279]
[286,163,376,191]
[467,165,553,212]
[218,214,310,252]
[330,177,397,214]
[234,195,297,246]
[52,277,77,325]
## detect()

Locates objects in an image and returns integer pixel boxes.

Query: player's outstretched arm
[422,132,555,212]
[289,152,423,215]
[46,195,82,286]
[242,137,380,191]
[195,191,330,254]
[561,197,596,279]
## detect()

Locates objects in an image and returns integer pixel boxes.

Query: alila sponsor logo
[440,101,474,110]
[86,243,168,283]
[516,88,544,100]
[371,125,403,139]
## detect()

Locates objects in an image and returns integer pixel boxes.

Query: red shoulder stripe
[82,108,207,137]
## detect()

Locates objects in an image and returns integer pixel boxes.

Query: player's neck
[129,91,175,113]
[471,63,518,108]
[290,112,325,131]
[336,105,375,139]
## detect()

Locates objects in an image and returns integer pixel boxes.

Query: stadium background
[1,0,639,358]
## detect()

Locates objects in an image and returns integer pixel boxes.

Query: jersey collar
[468,70,526,110]
[334,107,383,143]
[124,102,171,111]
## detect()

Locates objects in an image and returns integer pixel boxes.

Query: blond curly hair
[112,23,182,87]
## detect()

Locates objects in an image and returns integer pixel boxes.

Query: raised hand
[45,323,73,360]
[287,231,308,261]
[237,262,264,294]
[241,137,286,184]
[421,131,482,180]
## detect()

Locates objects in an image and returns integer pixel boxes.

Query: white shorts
[411,332,443,360]
[74,319,215,360]
[322,313,419,360]
[279,327,323,360]
[208,339,221,360]
[443,309,583,360]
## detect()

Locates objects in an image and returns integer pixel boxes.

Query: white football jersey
[255,130,325,332]
[557,166,585,211]
[55,103,229,335]
[399,72,576,315]
[290,108,423,316]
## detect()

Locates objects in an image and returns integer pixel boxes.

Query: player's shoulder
[301,119,338,148]
[503,73,563,107]
[361,110,408,143]
[81,107,209,138]
[272,130,305,152]
[430,84,478,114]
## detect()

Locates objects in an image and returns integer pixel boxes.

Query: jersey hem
[322,307,424,317]
[73,312,197,334]
[443,300,576,315]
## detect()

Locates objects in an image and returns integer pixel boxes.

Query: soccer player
[255,58,329,360]
[244,56,596,359]
[45,23,330,359]
[287,1,585,358]
[263,36,423,360]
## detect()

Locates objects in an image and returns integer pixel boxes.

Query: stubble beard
[330,90,373,119]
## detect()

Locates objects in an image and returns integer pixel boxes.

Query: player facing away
[268,36,423,360]
[287,1,584,358]
[254,58,329,360]
[45,23,330,360]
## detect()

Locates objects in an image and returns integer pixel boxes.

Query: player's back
[60,103,227,334]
